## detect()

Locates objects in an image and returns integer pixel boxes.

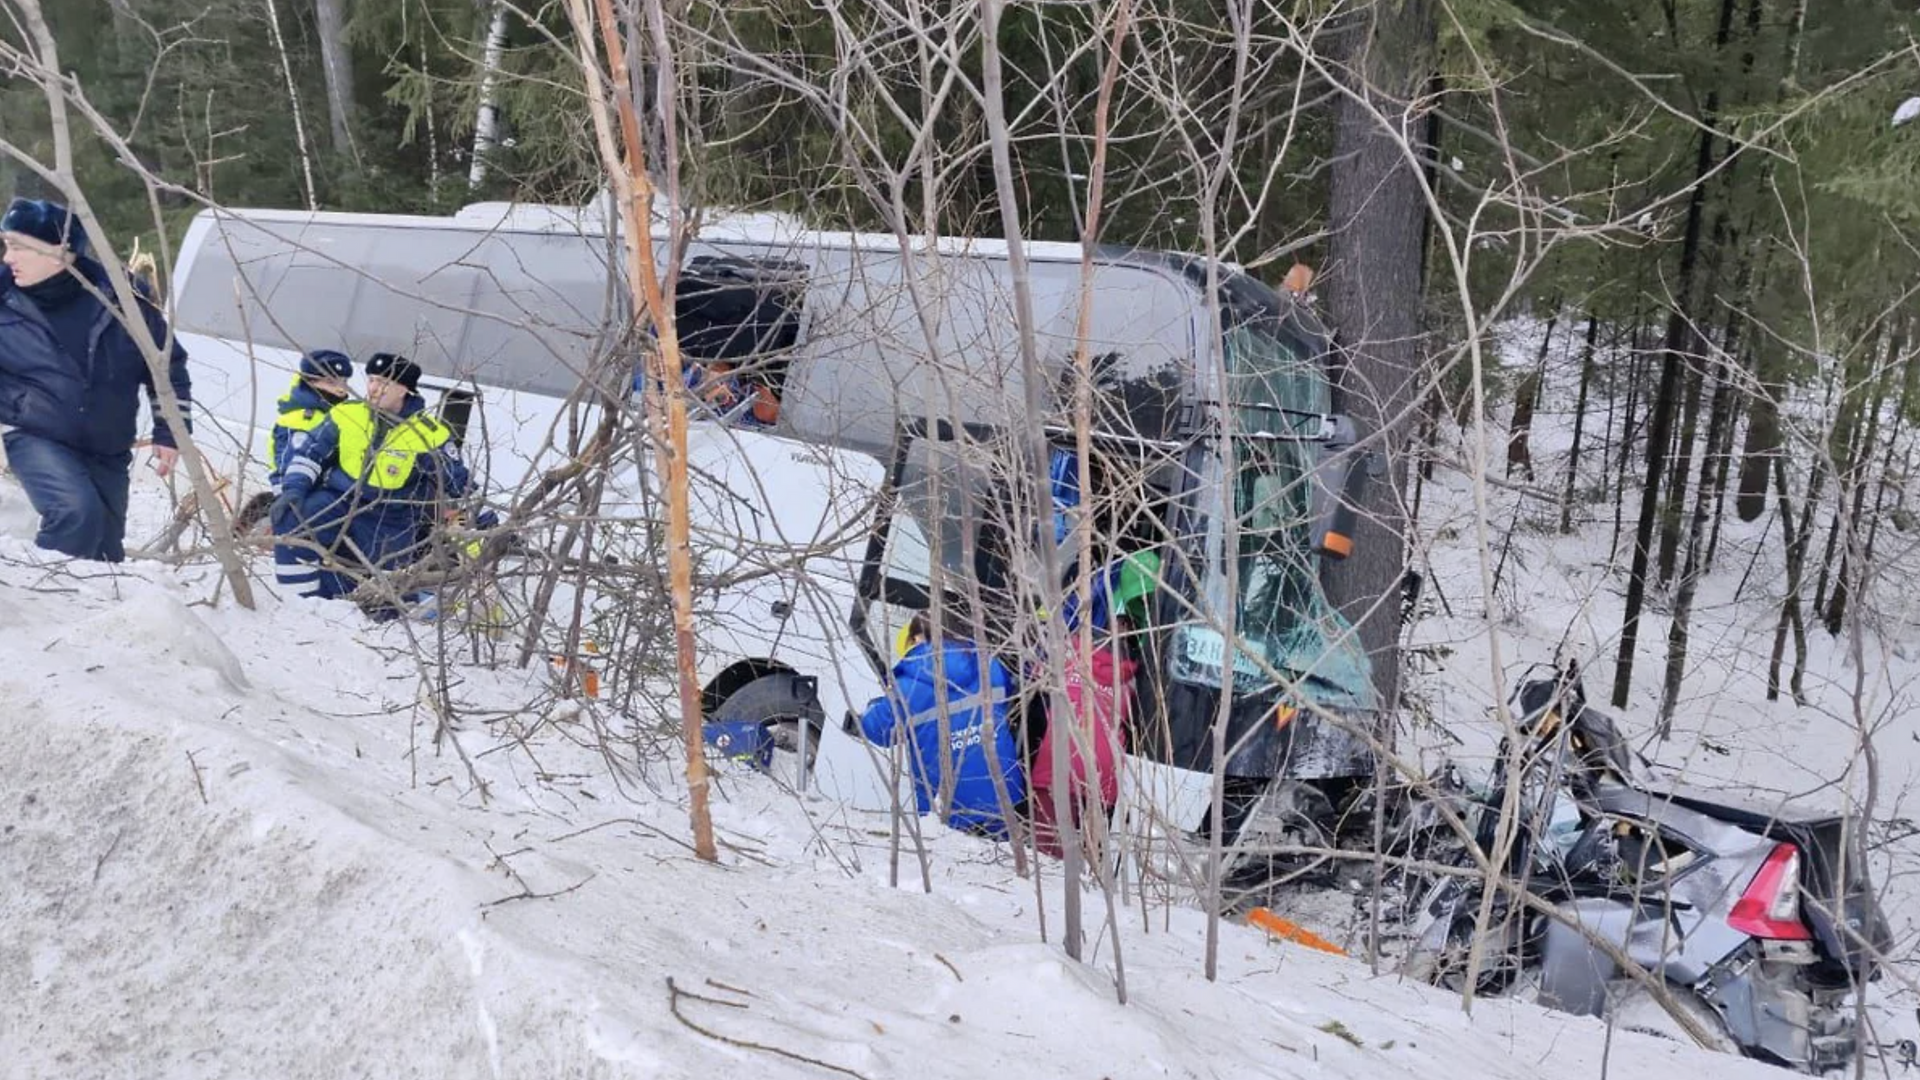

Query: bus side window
[676,255,808,411]
[439,387,479,449]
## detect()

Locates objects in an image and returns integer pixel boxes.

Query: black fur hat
[2,198,89,258]
[365,351,423,392]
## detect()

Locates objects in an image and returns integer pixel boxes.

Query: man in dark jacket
[0,198,192,562]
[274,352,469,599]
[857,612,1026,838]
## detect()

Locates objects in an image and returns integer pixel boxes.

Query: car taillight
[1728,843,1814,941]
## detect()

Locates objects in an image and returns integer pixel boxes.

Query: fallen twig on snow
[704,977,755,999]
[666,976,871,1080]
[92,829,124,884]
[185,750,208,804]
[480,872,596,910]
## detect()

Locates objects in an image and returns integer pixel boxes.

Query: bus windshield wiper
[1224,401,1334,441]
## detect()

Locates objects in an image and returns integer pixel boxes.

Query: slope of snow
[0,472,1795,1079]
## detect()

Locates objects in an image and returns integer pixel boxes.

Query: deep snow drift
[0,467,1810,1079]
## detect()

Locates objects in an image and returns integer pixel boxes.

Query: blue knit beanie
[1,198,89,258]
[299,349,354,380]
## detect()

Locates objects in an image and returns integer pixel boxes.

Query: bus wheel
[232,491,275,538]
[710,674,825,771]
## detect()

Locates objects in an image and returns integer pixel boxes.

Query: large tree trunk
[1321,0,1434,709]
[312,0,356,154]
[1734,0,1806,526]
[469,2,510,190]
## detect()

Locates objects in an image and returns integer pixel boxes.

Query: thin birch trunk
[469,2,509,190]
[1063,0,1136,1003]
[571,0,716,861]
[263,0,318,210]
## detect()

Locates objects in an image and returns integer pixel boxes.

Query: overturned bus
[169,199,1382,847]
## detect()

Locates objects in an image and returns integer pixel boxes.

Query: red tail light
[1727,843,1814,941]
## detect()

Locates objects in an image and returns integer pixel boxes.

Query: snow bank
[0,490,1795,1079]
[0,564,596,1077]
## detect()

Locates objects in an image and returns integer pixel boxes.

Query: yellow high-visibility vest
[331,402,451,490]
[268,405,330,471]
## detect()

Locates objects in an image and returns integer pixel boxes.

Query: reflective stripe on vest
[332,402,451,491]
[268,405,329,471]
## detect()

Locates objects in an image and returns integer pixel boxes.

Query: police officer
[266,349,354,593]
[268,349,353,490]
[273,352,469,600]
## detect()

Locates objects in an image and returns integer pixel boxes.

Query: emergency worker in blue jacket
[273,352,469,598]
[857,612,1026,838]
[0,198,193,562]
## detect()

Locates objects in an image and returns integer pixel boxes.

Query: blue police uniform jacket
[278,394,471,568]
[268,380,340,489]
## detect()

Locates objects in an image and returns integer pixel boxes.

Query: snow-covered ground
[0,476,1813,1078]
[4,314,1916,1078]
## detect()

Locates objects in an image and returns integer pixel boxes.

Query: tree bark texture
[312,0,356,154]
[1321,0,1434,708]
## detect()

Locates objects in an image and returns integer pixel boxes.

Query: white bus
[170,199,1381,847]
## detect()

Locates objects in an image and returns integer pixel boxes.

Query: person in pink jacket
[1030,619,1139,859]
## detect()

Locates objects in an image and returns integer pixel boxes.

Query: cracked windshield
[1171,320,1376,710]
